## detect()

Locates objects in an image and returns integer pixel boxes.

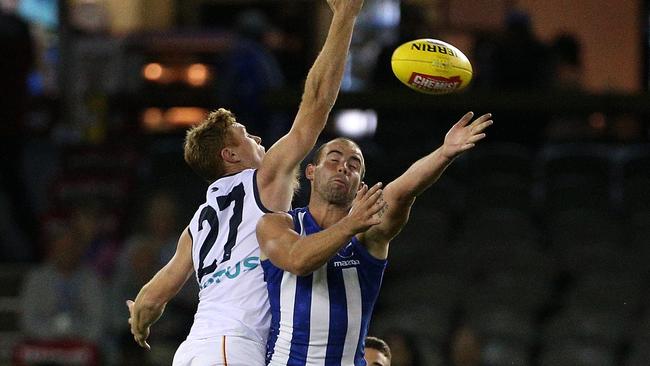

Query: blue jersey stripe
[354,240,386,364]
[262,260,282,363]
[288,275,313,365]
[325,267,347,365]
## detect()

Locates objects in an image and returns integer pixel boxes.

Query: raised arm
[257,183,384,276]
[257,0,364,211]
[127,227,194,350]
[360,112,493,258]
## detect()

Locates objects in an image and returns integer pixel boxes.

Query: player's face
[364,348,390,366]
[230,123,265,168]
[311,140,364,205]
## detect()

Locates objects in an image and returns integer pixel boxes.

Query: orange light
[186,63,209,87]
[588,112,607,130]
[165,107,208,126]
[142,108,164,128]
[143,63,164,81]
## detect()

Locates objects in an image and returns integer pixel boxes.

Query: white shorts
[172,335,266,366]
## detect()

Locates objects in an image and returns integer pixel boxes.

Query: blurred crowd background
[1,0,649,365]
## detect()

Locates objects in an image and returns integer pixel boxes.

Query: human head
[365,336,392,366]
[306,137,365,206]
[184,108,264,182]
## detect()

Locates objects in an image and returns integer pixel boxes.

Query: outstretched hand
[343,182,386,234]
[327,0,364,16]
[441,112,493,159]
[127,300,151,351]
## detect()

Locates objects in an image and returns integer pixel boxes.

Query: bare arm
[360,112,493,258]
[127,227,194,350]
[257,0,364,211]
[257,183,384,276]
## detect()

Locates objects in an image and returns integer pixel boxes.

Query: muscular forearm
[300,12,357,112]
[286,218,357,276]
[132,262,188,330]
[132,281,167,331]
[389,146,452,201]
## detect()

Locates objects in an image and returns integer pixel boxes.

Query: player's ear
[221,147,239,163]
[305,164,315,181]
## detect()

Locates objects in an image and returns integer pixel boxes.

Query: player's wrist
[438,144,458,161]
[339,216,361,237]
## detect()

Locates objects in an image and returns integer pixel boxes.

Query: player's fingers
[461,143,476,151]
[354,184,368,200]
[455,111,474,127]
[473,119,493,133]
[471,113,491,125]
[370,217,383,226]
[363,188,383,208]
[469,133,487,143]
[144,341,151,351]
[362,182,382,200]
[367,200,387,216]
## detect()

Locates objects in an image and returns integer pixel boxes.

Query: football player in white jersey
[126,1,365,365]
[257,112,492,365]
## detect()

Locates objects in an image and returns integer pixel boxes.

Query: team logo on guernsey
[337,242,354,258]
[333,242,359,267]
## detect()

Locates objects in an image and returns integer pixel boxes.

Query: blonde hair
[184,108,237,182]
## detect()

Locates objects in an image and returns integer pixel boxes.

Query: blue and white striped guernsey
[261,207,387,366]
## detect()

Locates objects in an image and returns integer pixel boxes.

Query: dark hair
[184,108,237,182]
[311,137,365,177]
[366,336,392,360]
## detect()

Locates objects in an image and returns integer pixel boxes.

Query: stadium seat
[535,143,614,211]
[481,339,531,366]
[538,341,617,366]
[541,308,630,347]
[546,208,624,249]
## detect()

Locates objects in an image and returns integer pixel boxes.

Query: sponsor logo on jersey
[200,256,259,289]
[408,73,461,91]
[333,259,360,268]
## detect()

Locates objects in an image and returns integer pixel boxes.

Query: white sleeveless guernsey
[186,168,272,344]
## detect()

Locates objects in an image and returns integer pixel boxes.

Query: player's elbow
[285,256,315,277]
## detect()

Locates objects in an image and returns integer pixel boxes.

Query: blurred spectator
[0,0,37,260]
[20,224,106,343]
[476,9,550,145]
[70,201,120,279]
[111,190,196,365]
[549,33,583,91]
[543,33,596,142]
[449,324,482,366]
[381,329,423,366]
[492,9,550,90]
[365,336,392,366]
[217,9,286,143]
[471,31,500,90]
